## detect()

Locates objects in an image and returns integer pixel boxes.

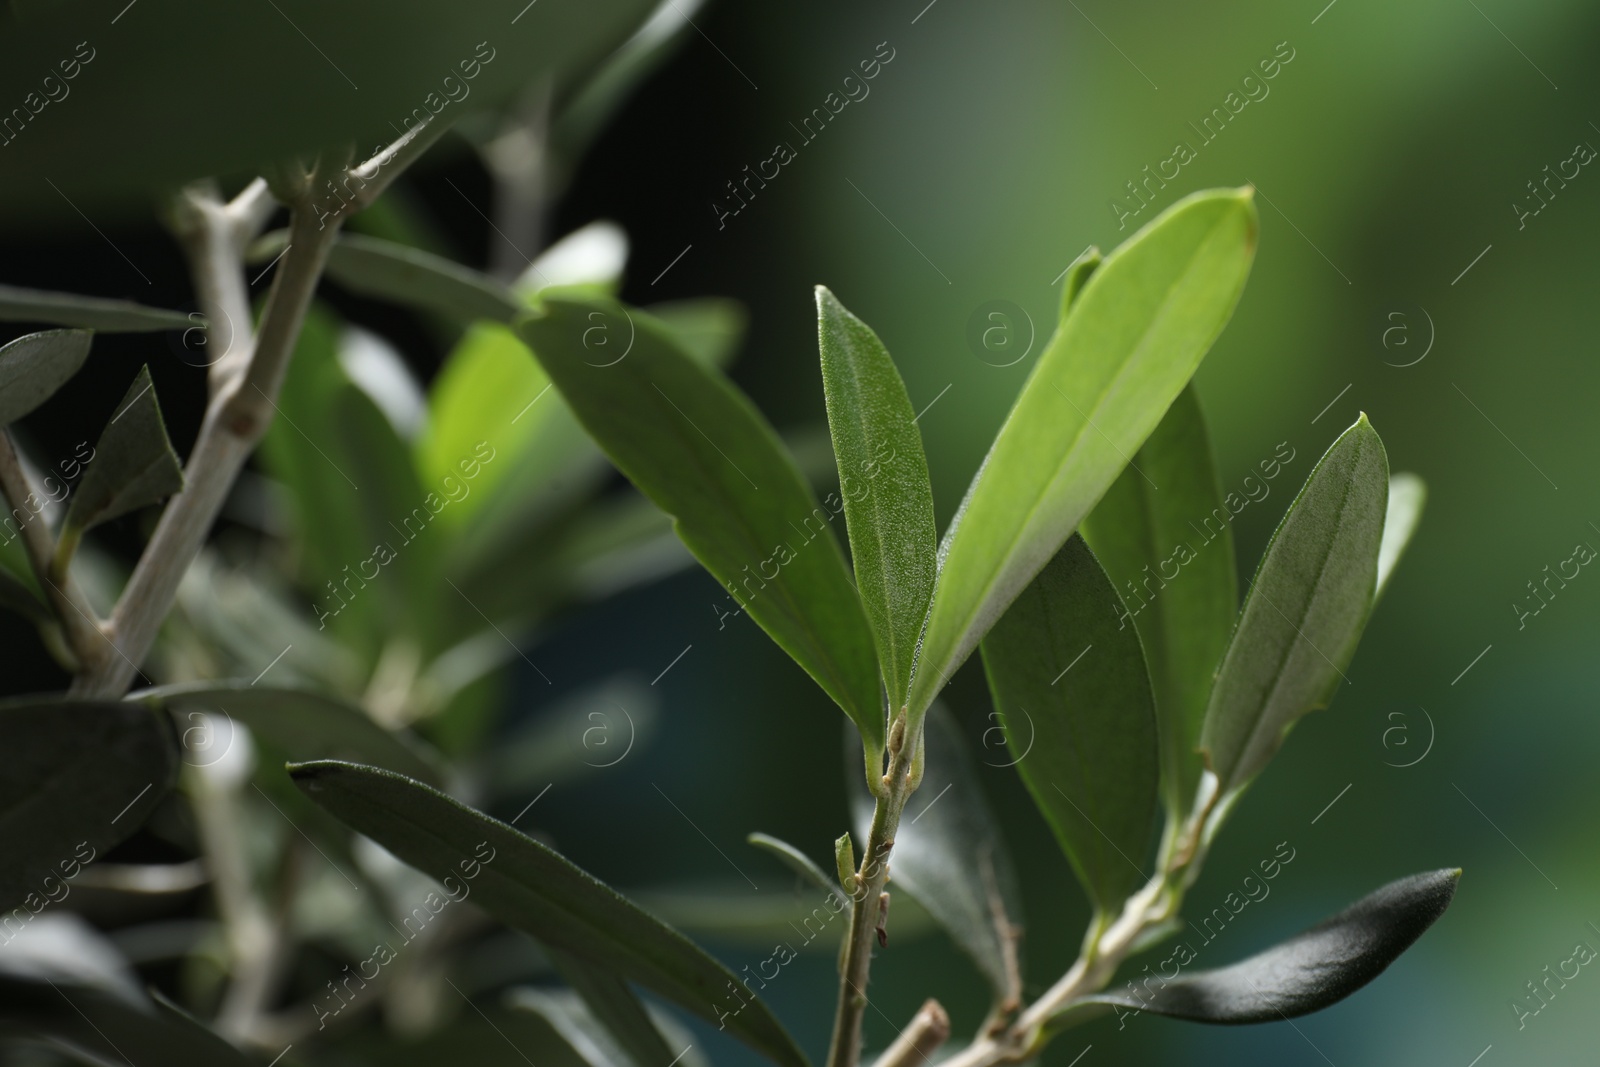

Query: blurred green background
[4,0,1599,1063]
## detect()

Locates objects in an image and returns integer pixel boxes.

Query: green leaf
[520,295,884,753]
[911,189,1257,720]
[980,535,1160,914]
[1200,415,1389,796]
[1086,869,1459,1024]
[62,365,184,540]
[815,287,938,712]
[0,285,193,333]
[648,296,748,369]
[291,760,810,1067]
[747,832,846,904]
[1058,246,1103,315]
[253,230,522,324]
[1376,471,1425,599]
[0,328,92,428]
[131,681,444,785]
[0,700,176,912]
[850,704,1024,1007]
[508,987,710,1067]
[1080,386,1237,819]
[548,948,680,1067]
[0,978,255,1065]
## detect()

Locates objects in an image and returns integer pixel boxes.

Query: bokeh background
[3,0,1599,1064]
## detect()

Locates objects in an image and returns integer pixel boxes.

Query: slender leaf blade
[911,189,1257,719]
[1087,869,1460,1024]
[1200,415,1389,794]
[981,536,1159,913]
[63,365,184,537]
[0,328,92,428]
[1058,246,1103,314]
[0,700,177,912]
[816,287,937,710]
[290,759,810,1067]
[520,295,883,751]
[548,948,679,1067]
[1376,471,1425,598]
[1080,386,1236,818]
[0,284,192,333]
[748,832,845,903]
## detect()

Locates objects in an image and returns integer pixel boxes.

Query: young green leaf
[548,948,680,1067]
[131,681,444,785]
[1080,386,1237,820]
[981,536,1159,914]
[1057,246,1103,315]
[1376,471,1425,599]
[253,230,522,323]
[1086,868,1460,1024]
[0,284,193,332]
[520,294,884,753]
[747,832,847,904]
[290,760,810,1067]
[1200,416,1389,795]
[0,979,255,1065]
[911,189,1257,720]
[850,704,1024,1007]
[648,297,748,368]
[61,365,184,543]
[0,328,92,428]
[815,287,937,711]
[0,700,177,912]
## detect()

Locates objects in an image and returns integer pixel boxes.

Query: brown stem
[871,999,951,1067]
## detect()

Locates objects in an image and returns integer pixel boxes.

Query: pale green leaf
[911,189,1257,719]
[63,365,183,538]
[1080,385,1236,818]
[816,287,937,710]
[1376,471,1425,598]
[0,285,192,332]
[520,295,884,752]
[1058,246,1103,314]
[0,328,92,427]
[1200,415,1390,795]
[981,536,1159,914]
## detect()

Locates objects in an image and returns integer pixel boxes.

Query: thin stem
[0,430,106,672]
[871,999,950,1067]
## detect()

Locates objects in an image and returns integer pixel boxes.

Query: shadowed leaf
[0,328,92,427]
[63,365,184,539]
[0,286,192,333]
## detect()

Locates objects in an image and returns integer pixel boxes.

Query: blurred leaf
[815,287,937,711]
[1086,869,1460,1024]
[548,949,679,1067]
[480,676,656,796]
[912,189,1258,721]
[1080,386,1236,820]
[981,536,1159,915]
[521,295,884,754]
[851,704,1024,1007]
[0,328,91,426]
[254,229,522,323]
[0,977,254,1065]
[634,885,937,949]
[647,296,748,368]
[132,681,444,785]
[291,760,811,1067]
[320,1000,595,1067]
[1057,246,1103,313]
[1376,472,1425,599]
[0,700,176,913]
[0,285,192,332]
[0,563,47,622]
[62,365,183,541]
[515,221,629,297]
[1200,416,1389,796]
[508,987,710,1067]
[747,832,845,903]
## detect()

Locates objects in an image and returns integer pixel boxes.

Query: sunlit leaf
[1200,416,1389,796]
[520,295,884,753]
[1376,471,1425,599]
[0,285,192,333]
[1080,386,1236,819]
[911,189,1257,720]
[0,328,92,427]
[816,287,937,712]
[981,536,1159,914]
[0,700,176,913]
[291,760,810,1067]
[1086,869,1459,1024]
[62,365,184,541]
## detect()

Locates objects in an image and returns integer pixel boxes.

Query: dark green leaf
[291,760,810,1067]
[63,365,184,538]
[1080,386,1236,819]
[0,977,254,1065]
[0,328,92,427]
[131,681,444,785]
[1087,869,1460,1024]
[1376,471,1425,599]
[816,287,937,711]
[1200,415,1389,795]
[548,948,679,1067]
[0,285,193,333]
[0,562,48,622]
[0,700,176,913]
[981,536,1159,913]
[851,704,1024,1006]
[912,190,1257,721]
[520,295,883,752]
